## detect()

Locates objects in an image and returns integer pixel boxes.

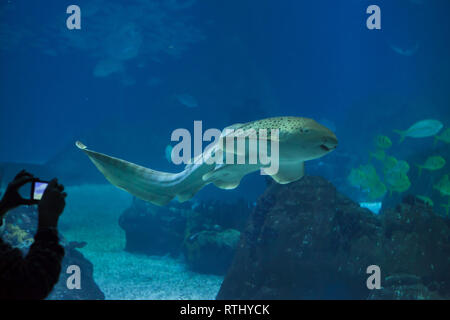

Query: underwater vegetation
[2,223,33,249]
[348,119,449,216]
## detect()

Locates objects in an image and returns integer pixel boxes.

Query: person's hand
[0,170,38,215]
[38,179,66,230]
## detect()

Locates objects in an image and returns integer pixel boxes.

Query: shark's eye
[300,128,310,133]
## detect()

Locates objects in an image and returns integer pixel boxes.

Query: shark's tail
[393,129,406,143]
[75,141,181,206]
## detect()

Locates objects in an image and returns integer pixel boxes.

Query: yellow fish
[374,135,392,149]
[76,117,338,206]
[383,156,398,173]
[369,149,386,162]
[385,171,411,194]
[434,174,450,197]
[416,195,434,207]
[348,164,386,200]
[367,180,387,200]
[394,160,410,174]
[434,128,450,146]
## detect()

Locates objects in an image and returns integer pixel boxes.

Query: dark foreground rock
[2,207,104,300]
[217,176,450,300]
[48,241,104,300]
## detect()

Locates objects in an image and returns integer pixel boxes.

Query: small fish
[434,128,450,146]
[393,119,443,143]
[165,145,173,163]
[390,42,420,57]
[374,135,392,150]
[416,195,434,207]
[176,94,198,108]
[188,232,201,242]
[394,160,410,174]
[433,175,450,197]
[416,156,446,176]
[383,156,398,173]
[369,149,386,162]
[367,180,387,200]
[385,171,411,194]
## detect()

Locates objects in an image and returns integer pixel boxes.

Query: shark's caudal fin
[393,129,406,143]
[75,141,179,206]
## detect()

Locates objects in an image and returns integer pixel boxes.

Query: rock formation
[217,176,450,299]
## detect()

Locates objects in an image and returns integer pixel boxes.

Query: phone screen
[33,181,48,200]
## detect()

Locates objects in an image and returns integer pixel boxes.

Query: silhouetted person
[0,170,66,299]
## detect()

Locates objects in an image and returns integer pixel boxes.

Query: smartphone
[31,181,49,201]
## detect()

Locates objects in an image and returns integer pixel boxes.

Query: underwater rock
[119,198,188,256]
[184,228,241,275]
[47,244,105,300]
[217,176,450,300]
[181,199,251,274]
[188,199,252,233]
[368,274,443,300]
[217,176,382,299]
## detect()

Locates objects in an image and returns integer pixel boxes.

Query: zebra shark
[76,116,338,206]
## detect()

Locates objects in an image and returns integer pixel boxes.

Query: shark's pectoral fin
[212,179,241,190]
[265,161,305,184]
[176,191,197,202]
[202,167,241,190]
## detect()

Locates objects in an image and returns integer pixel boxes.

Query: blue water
[1,0,449,206]
[0,0,449,299]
